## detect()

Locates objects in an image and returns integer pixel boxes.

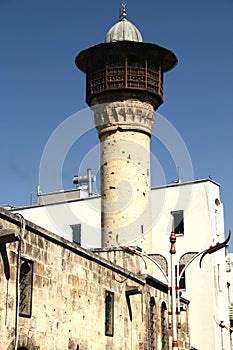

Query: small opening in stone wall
[19,258,33,318]
[105,290,114,336]
[111,172,115,175]
[143,192,146,196]
[141,225,144,234]
[148,297,156,349]
[109,186,116,189]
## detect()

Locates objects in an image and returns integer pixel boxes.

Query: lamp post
[169,223,179,350]
[120,224,231,349]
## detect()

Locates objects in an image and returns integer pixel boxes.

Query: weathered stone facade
[93,100,155,252]
[0,209,190,349]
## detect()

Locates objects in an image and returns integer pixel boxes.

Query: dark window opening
[171,210,184,235]
[148,297,156,349]
[71,224,81,245]
[148,62,159,71]
[175,264,186,290]
[161,302,169,350]
[107,55,125,67]
[105,290,114,336]
[128,55,144,68]
[19,258,33,318]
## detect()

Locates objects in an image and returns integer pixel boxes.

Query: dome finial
[121,2,127,20]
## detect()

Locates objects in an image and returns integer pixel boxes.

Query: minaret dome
[105,6,143,43]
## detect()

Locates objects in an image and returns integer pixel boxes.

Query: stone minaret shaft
[75,9,177,251]
[94,100,155,250]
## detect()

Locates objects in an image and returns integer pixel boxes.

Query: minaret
[75,4,177,251]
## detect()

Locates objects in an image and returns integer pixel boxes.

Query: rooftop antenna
[73,168,96,197]
[177,166,181,183]
[174,166,181,184]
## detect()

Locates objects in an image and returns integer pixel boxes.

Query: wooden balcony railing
[87,65,163,102]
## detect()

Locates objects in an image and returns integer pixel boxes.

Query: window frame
[171,210,184,236]
[19,258,33,318]
[175,264,186,291]
[105,290,114,337]
[70,224,81,246]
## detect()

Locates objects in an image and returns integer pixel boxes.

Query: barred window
[19,258,33,318]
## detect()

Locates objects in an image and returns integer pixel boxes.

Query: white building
[10,177,231,349]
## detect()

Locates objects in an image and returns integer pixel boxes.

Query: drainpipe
[14,214,25,350]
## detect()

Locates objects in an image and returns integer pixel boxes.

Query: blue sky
[0,1,232,248]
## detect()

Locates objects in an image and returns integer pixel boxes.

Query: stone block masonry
[0,208,190,349]
[93,100,155,252]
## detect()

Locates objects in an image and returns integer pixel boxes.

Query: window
[148,297,156,349]
[175,264,186,290]
[171,210,184,235]
[19,258,33,318]
[128,55,144,68]
[161,302,169,350]
[107,55,125,67]
[105,291,114,336]
[70,224,81,245]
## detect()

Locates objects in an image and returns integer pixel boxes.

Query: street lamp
[119,223,231,349]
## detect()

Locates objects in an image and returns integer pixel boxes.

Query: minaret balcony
[86,65,164,106]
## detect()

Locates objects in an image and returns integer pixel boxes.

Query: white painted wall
[150,179,230,350]
[14,195,101,248]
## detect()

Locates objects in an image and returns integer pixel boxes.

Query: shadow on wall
[7,335,39,350]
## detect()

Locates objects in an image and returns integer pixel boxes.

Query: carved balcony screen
[87,63,163,101]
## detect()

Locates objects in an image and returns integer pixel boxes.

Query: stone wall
[0,209,190,349]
